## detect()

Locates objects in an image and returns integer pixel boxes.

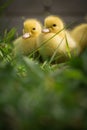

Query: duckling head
[23,19,42,39]
[42,15,65,36]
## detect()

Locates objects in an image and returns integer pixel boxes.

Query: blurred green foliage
[0,28,87,130]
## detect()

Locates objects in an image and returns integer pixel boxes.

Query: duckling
[14,19,42,55]
[71,23,87,53]
[37,15,77,63]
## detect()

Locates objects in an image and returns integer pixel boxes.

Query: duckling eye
[32,28,36,30]
[53,24,57,27]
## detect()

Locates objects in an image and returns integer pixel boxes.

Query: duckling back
[71,23,87,53]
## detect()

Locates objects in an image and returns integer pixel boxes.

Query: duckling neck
[58,30,65,37]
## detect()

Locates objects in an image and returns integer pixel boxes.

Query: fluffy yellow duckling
[37,15,77,62]
[71,23,87,53]
[14,19,42,55]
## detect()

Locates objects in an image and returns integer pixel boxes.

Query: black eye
[32,28,36,30]
[53,24,56,27]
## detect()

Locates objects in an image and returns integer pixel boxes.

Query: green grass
[0,28,87,130]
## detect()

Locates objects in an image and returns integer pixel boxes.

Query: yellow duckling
[14,19,42,55]
[71,23,87,53]
[37,15,77,62]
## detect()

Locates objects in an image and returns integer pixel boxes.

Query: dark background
[0,0,87,34]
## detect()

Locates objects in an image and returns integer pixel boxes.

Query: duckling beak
[22,33,31,39]
[42,28,50,33]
